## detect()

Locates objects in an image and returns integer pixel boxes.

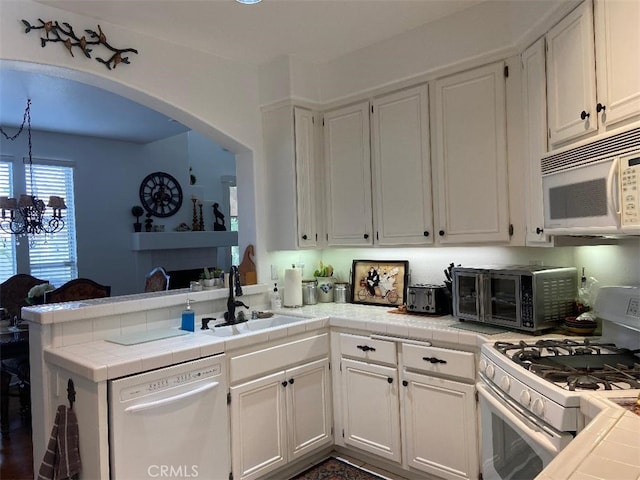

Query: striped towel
[38,405,82,480]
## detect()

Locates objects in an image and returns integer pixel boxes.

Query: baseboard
[333,446,437,480]
[259,446,334,480]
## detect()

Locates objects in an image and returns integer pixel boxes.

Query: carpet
[290,457,387,480]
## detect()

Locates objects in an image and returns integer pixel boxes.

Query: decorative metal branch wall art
[21,18,138,70]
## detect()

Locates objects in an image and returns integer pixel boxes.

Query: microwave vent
[540,276,577,322]
[541,127,640,174]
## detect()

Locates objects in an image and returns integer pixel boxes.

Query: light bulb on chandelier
[0,99,67,238]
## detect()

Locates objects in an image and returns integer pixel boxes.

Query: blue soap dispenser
[181,298,195,332]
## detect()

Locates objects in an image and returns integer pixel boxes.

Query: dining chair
[144,266,170,292]
[0,274,49,322]
[0,274,45,436]
[44,278,111,303]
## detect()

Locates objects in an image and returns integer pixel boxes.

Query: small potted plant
[200,267,215,288]
[313,261,335,303]
[131,206,144,232]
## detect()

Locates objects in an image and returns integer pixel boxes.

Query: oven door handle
[477,383,565,455]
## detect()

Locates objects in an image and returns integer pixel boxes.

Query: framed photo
[350,260,409,307]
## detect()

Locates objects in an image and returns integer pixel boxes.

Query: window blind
[0,159,17,281]
[26,161,78,287]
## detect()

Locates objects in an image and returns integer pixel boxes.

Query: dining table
[0,323,30,436]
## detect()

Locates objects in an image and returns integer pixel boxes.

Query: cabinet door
[402,371,479,480]
[340,358,401,463]
[546,0,597,146]
[324,102,373,246]
[432,62,510,244]
[522,38,552,246]
[230,371,287,480]
[286,358,332,460]
[294,107,319,248]
[371,85,434,245]
[594,0,640,128]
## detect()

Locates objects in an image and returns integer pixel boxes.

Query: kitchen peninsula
[22,287,639,480]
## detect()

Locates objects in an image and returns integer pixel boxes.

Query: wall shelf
[131,231,238,251]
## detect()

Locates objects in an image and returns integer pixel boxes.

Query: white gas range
[477,286,640,480]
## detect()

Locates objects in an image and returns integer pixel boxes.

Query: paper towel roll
[283,268,303,307]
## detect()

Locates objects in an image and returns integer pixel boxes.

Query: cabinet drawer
[402,343,475,380]
[339,333,396,365]
[230,333,328,383]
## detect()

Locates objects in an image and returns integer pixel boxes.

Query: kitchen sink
[208,314,308,336]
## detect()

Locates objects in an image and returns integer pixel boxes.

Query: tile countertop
[537,393,640,480]
[43,302,519,383]
[40,300,639,479]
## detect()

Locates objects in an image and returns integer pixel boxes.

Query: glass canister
[334,282,350,303]
[302,279,318,305]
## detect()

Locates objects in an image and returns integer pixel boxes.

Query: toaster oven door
[486,273,521,328]
[453,272,483,321]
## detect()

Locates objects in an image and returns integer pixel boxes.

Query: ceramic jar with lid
[315,276,335,303]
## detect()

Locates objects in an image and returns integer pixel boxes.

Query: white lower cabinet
[335,333,480,480]
[229,333,332,480]
[231,358,331,480]
[402,372,478,480]
[340,358,401,463]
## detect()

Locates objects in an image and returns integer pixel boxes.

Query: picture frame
[350,259,409,307]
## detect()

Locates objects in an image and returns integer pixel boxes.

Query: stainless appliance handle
[476,274,486,321]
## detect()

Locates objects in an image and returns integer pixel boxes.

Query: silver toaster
[407,284,451,315]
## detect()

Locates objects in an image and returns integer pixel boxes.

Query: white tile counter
[40,301,514,383]
[537,393,640,480]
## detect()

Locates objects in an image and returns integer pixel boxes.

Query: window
[229,184,239,267]
[0,157,77,286]
[26,160,78,286]
[0,157,16,280]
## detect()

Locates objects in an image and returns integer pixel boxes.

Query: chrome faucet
[224,265,249,324]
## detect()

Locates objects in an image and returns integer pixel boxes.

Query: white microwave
[541,128,640,235]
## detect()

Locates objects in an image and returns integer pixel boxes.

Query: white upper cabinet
[594,0,640,129]
[323,102,374,246]
[294,107,320,248]
[546,0,640,148]
[546,0,597,147]
[371,85,434,246]
[263,103,321,250]
[522,38,552,246]
[432,61,510,244]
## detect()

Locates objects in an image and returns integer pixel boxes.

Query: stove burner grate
[494,339,640,391]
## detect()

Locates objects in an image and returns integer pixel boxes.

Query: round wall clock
[139,171,183,218]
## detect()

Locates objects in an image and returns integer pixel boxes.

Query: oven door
[477,382,573,480]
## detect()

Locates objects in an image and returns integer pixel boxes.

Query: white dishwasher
[108,354,229,479]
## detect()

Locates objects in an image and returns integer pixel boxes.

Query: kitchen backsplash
[268,240,640,288]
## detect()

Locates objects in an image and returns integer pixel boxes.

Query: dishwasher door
[108,354,229,479]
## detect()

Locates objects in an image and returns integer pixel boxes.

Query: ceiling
[1,0,485,143]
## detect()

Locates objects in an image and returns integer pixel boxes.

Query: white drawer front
[230,333,329,383]
[402,343,475,380]
[339,333,396,365]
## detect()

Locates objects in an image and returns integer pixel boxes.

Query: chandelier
[0,99,67,237]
